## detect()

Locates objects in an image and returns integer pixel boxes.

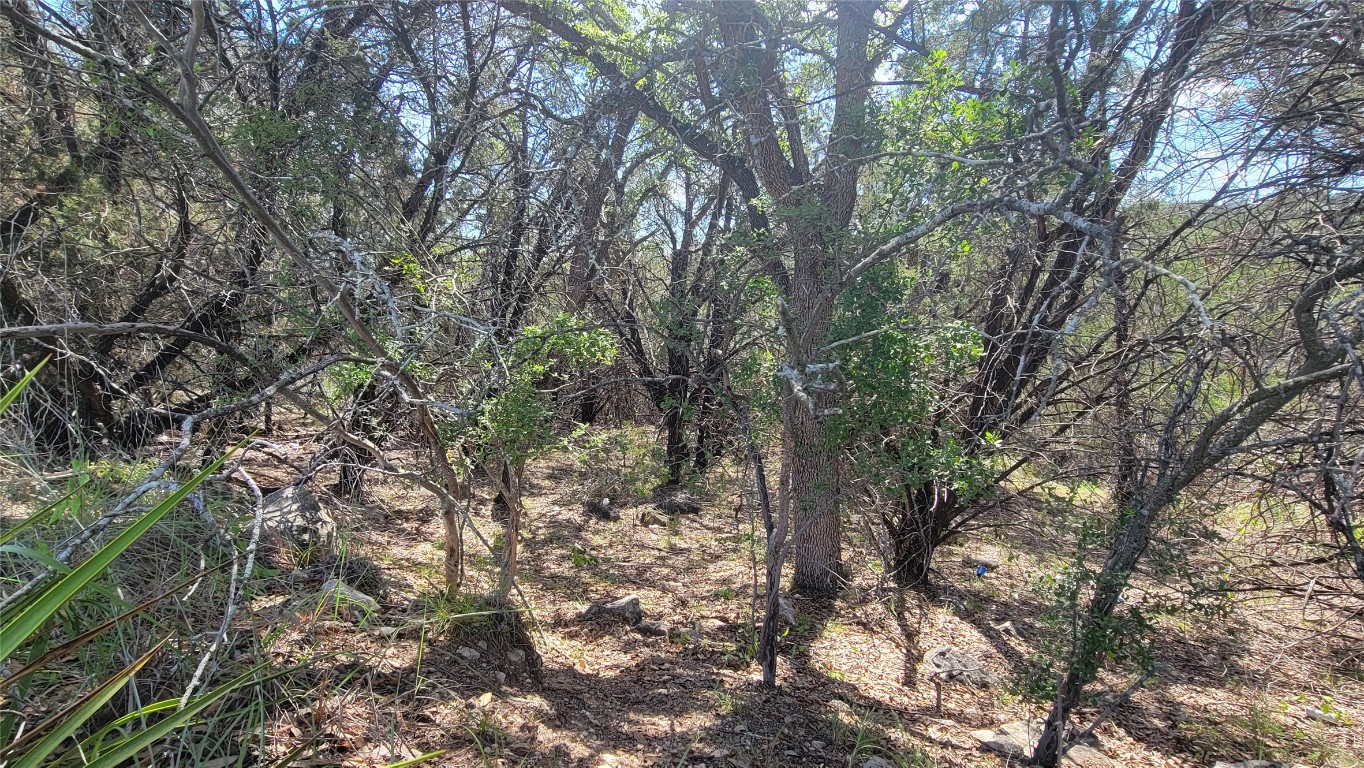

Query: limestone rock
[926,645,999,687]
[294,578,378,625]
[638,507,668,527]
[634,620,670,637]
[582,595,643,626]
[585,497,619,521]
[971,721,1114,768]
[760,595,797,626]
[1212,762,1311,768]
[456,646,481,660]
[335,556,387,600]
[260,485,338,567]
[656,493,701,517]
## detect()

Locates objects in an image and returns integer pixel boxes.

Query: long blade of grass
[80,663,269,768]
[0,543,71,572]
[0,356,47,417]
[0,479,90,548]
[0,560,233,690]
[382,751,446,767]
[0,637,168,768]
[0,451,231,662]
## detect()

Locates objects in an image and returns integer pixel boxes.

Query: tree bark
[784,395,847,596]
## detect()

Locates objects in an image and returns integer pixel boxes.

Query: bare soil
[243,434,1364,768]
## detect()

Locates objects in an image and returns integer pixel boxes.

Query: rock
[656,494,701,516]
[697,618,728,634]
[1211,762,1310,768]
[506,648,526,663]
[926,645,999,687]
[375,625,400,638]
[300,578,378,624]
[635,620,670,637]
[456,646,481,660]
[1060,743,1116,768]
[582,595,643,626]
[776,596,797,626]
[991,619,1021,637]
[971,721,1114,768]
[335,556,386,600]
[638,508,668,527]
[260,485,338,567]
[1304,707,1340,725]
[861,758,895,768]
[964,554,1000,569]
[585,497,619,521]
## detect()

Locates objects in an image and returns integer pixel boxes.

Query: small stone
[456,646,481,660]
[635,620,670,637]
[375,626,400,638]
[1305,707,1340,725]
[656,494,701,516]
[506,648,526,663]
[476,640,488,650]
[763,595,797,626]
[697,618,728,634]
[306,578,379,625]
[926,645,999,687]
[973,721,1114,767]
[810,740,825,750]
[494,671,506,684]
[638,508,668,527]
[585,498,619,521]
[861,758,895,768]
[582,595,644,626]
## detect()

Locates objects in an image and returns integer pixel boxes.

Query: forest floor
[239,428,1364,768]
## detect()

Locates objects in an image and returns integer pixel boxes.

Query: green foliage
[1019,498,1234,703]
[833,262,993,507]
[469,313,618,468]
[0,371,270,767]
[564,425,667,501]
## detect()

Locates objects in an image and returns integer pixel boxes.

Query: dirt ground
[242,433,1364,768]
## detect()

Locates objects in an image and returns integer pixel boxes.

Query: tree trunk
[784,396,846,596]
[495,458,523,601]
[1031,506,1155,766]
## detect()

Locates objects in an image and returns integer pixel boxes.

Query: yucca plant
[0,364,445,768]
[0,362,264,767]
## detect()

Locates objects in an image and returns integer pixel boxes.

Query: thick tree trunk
[888,485,958,588]
[785,396,846,596]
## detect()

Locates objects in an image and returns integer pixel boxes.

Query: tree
[1028,0,1364,760]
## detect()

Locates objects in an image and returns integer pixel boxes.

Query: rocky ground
[239,431,1363,768]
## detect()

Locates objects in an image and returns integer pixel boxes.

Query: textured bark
[785,395,847,596]
[888,484,959,588]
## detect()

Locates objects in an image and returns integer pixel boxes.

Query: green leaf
[0,480,92,548]
[0,356,48,417]
[0,639,167,768]
[0,450,232,662]
[80,663,268,768]
[382,752,446,768]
